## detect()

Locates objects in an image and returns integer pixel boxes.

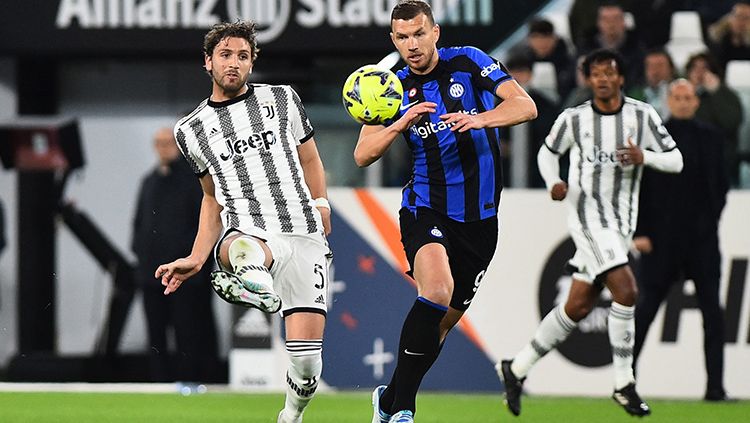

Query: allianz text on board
[55,0,494,42]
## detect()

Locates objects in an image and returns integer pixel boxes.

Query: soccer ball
[342,64,403,125]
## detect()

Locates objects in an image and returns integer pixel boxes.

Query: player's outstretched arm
[298,138,331,235]
[441,80,537,132]
[353,101,437,167]
[155,173,223,295]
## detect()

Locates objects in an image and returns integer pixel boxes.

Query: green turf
[0,391,746,422]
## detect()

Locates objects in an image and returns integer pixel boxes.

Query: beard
[410,50,435,74]
[212,70,249,96]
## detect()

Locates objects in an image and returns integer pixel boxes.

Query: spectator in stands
[708,0,750,69]
[501,55,560,188]
[627,0,733,48]
[562,55,593,108]
[132,127,219,383]
[633,79,730,402]
[508,18,576,100]
[628,49,678,118]
[569,0,635,51]
[578,2,646,88]
[686,52,744,186]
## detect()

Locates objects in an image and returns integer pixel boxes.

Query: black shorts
[399,207,498,311]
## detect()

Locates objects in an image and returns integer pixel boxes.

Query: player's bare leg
[211,233,281,312]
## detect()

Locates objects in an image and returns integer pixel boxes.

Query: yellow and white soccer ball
[342,64,404,125]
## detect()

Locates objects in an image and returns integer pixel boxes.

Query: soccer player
[155,21,332,423]
[354,2,537,422]
[498,49,684,417]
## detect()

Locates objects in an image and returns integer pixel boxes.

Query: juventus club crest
[262,104,276,119]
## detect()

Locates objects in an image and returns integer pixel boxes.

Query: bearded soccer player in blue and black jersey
[354,1,537,422]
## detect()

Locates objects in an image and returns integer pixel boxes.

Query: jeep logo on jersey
[539,237,613,367]
[585,145,619,165]
[219,130,277,160]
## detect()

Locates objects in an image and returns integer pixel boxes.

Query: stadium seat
[669,11,704,43]
[665,11,707,72]
[725,60,750,88]
[530,61,559,103]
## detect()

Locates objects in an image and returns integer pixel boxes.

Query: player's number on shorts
[314,263,325,289]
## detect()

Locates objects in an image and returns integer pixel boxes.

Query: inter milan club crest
[449,82,464,99]
[408,87,418,98]
[262,104,276,119]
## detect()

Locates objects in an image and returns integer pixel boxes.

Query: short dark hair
[505,55,533,72]
[685,52,721,76]
[582,49,625,77]
[644,48,675,71]
[598,0,625,12]
[203,20,259,61]
[528,19,554,36]
[391,0,435,25]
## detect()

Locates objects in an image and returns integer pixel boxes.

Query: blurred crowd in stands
[501,0,750,188]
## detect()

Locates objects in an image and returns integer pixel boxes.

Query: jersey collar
[208,84,254,108]
[590,93,625,115]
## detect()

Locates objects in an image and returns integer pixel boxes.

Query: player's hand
[440,112,485,132]
[550,182,568,201]
[317,205,332,236]
[633,236,653,254]
[155,257,203,295]
[393,101,437,133]
[616,138,643,166]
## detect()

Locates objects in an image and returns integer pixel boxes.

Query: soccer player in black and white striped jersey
[155,21,332,423]
[498,49,684,417]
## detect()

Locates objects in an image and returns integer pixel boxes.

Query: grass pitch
[0,390,746,422]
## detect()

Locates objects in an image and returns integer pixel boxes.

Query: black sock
[381,297,447,414]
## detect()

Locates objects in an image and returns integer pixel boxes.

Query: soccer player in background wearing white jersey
[155,21,332,423]
[498,49,684,418]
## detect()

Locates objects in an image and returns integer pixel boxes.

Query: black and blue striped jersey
[391,46,512,222]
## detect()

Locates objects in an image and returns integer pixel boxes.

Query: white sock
[512,304,577,378]
[283,339,323,421]
[228,236,273,291]
[609,302,636,390]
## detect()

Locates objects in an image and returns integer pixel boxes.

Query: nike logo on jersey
[463,298,472,305]
[403,349,426,356]
[400,100,420,111]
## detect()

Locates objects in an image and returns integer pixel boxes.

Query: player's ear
[433,24,440,42]
[204,54,212,73]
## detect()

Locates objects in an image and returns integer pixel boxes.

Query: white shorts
[216,229,332,317]
[568,227,632,284]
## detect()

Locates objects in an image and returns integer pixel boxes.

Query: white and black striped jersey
[174,83,323,237]
[544,98,677,235]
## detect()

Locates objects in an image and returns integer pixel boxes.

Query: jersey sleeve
[543,110,574,154]
[288,86,315,145]
[463,46,513,95]
[642,105,677,152]
[174,125,209,177]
